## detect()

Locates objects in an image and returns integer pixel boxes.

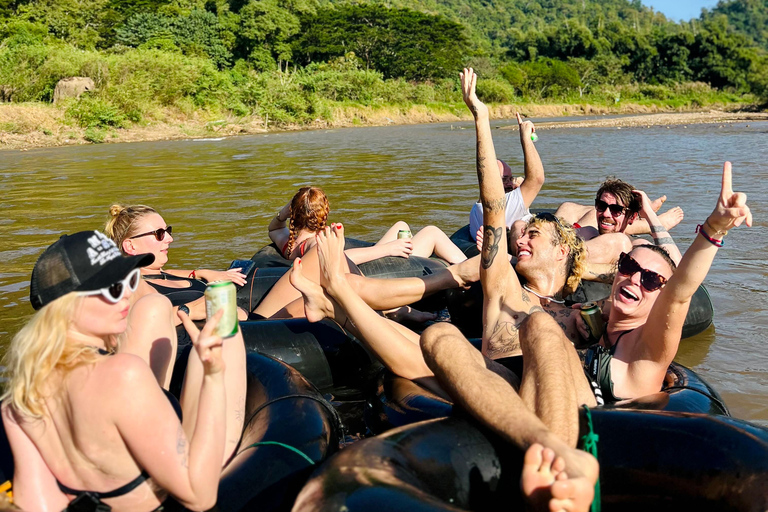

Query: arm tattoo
[588,269,615,283]
[653,236,675,245]
[176,425,188,468]
[481,196,506,213]
[485,321,521,359]
[481,225,503,269]
[649,224,666,233]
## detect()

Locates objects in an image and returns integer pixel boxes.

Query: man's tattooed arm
[481,225,504,269]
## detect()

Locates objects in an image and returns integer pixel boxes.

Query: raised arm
[117,314,227,510]
[642,162,751,363]
[515,112,545,208]
[268,201,292,250]
[461,68,514,298]
[633,189,682,265]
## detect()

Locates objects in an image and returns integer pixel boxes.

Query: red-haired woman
[268,186,466,265]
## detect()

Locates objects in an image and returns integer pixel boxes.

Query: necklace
[523,284,565,304]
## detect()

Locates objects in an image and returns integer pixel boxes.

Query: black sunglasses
[534,212,567,231]
[595,199,627,217]
[617,252,667,292]
[129,226,173,241]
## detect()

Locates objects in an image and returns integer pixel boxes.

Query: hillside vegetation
[0,0,765,144]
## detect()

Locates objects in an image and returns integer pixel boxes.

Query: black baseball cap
[30,230,154,310]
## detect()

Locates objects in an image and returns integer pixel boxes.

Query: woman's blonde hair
[527,215,587,297]
[105,204,158,254]
[1,293,108,418]
[286,187,330,256]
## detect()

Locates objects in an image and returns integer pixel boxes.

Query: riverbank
[0,101,764,151]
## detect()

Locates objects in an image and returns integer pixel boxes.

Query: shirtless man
[469,111,544,238]
[420,68,752,511]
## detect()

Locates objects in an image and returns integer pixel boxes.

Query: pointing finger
[721,161,733,199]
[516,112,523,125]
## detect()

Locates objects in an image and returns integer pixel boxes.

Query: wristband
[696,224,724,248]
[705,219,728,237]
[188,270,197,279]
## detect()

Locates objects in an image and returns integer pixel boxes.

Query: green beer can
[205,280,238,338]
[397,229,412,239]
[580,302,604,342]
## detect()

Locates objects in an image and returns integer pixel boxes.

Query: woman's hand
[198,268,247,286]
[178,309,225,375]
[461,68,489,120]
[707,162,752,234]
[277,202,292,223]
[384,238,414,258]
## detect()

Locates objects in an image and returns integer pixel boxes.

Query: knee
[420,225,441,237]
[392,221,410,231]
[420,322,462,358]
[519,311,558,347]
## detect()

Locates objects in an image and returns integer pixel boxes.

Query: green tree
[294,4,468,80]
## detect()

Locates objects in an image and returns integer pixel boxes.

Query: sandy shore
[0,102,765,151]
[500,110,768,131]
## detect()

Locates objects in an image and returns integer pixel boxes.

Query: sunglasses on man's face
[595,199,627,217]
[617,252,667,292]
[129,226,173,242]
[79,268,141,304]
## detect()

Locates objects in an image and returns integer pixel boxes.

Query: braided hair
[285,187,330,256]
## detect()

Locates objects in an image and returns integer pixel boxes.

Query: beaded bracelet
[696,224,724,248]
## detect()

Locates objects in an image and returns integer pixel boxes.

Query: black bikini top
[143,272,207,307]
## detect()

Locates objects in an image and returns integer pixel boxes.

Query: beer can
[205,280,238,338]
[397,229,412,239]
[531,133,539,142]
[580,302,604,341]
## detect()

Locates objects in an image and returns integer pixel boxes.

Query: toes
[524,443,545,469]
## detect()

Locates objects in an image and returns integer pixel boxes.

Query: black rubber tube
[294,411,768,512]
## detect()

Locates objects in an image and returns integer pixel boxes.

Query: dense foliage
[0,0,765,133]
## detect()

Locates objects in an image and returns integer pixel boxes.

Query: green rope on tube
[246,441,316,465]
[580,405,601,512]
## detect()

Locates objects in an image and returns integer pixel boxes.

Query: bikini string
[581,405,601,512]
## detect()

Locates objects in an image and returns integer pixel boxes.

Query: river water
[1,119,766,425]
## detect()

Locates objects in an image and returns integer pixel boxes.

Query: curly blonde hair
[1,293,112,419]
[286,187,330,256]
[527,215,586,297]
[104,204,158,254]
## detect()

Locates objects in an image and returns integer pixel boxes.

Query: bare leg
[289,226,439,387]
[411,225,467,264]
[420,321,598,512]
[517,312,597,446]
[383,305,437,323]
[121,293,177,389]
[625,206,684,235]
[555,202,593,225]
[584,233,632,265]
[259,247,480,319]
[180,328,246,466]
[376,221,410,244]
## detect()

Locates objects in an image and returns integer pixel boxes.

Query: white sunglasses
[79,268,141,304]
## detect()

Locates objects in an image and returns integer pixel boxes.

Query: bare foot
[658,206,684,231]
[650,195,667,212]
[316,224,350,297]
[448,255,481,289]
[384,306,437,323]
[289,258,334,323]
[521,443,597,512]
